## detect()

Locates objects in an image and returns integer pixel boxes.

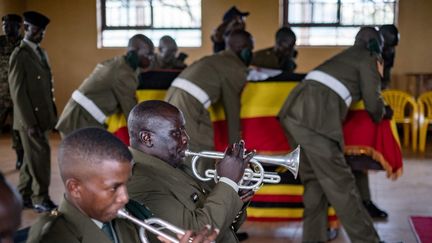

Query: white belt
[71,90,107,124]
[171,78,211,109]
[305,70,352,107]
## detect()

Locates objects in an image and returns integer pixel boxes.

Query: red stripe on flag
[251,195,303,203]
[214,117,291,152]
[247,217,303,222]
[113,127,130,146]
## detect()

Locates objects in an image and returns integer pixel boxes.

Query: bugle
[185,145,300,190]
[117,208,185,243]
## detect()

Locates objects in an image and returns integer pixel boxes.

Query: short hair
[160,35,177,47]
[354,26,382,47]
[128,34,154,50]
[128,100,179,145]
[275,27,296,42]
[225,29,253,51]
[58,127,132,182]
[379,24,399,46]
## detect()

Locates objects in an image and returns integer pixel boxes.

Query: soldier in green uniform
[151,35,187,70]
[8,11,57,212]
[127,100,255,243]
[27,127,218,243]
[0,14,24,170]
[0,172,22,243]
[165,30,253,176]
[278,27,387,243]
[26,127,140,243]
[251,27,298,74]
[56,34,155,137]
[353,25,400,221]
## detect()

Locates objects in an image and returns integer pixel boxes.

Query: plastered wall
[1,0,431,111]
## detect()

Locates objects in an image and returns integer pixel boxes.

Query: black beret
[23,11,50,28]
[1,14,22,23]
[223,6,249,22]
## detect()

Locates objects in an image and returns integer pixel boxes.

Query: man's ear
[66,178,81,199]
[139,130,153,147]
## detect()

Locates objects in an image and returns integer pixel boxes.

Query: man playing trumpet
[27,127,217,243]
[127,100,255,243]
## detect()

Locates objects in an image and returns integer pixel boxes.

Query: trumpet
[185,145,300,190]
[117,208,185,243]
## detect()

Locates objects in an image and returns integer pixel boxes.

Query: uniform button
[37,75,41,79]
[35,107,39,111]
[51,88,55,92]
[52,98,56,101]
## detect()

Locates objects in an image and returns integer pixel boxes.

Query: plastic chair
[382,90,418,151]
[417,91,432,152]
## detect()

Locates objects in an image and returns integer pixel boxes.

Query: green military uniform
[0,35,23,155]
[165,50,247,174]
[27,197,141,243]
[127,148,246,243]
[56,56,139,136]
[353,170,371,201]
[278,45,384,242]
[251,47,297,74]
[8,40,57,204]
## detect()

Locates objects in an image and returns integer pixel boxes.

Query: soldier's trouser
[17,130,51,204]
[353,170,371,201]
[284,123,379,243]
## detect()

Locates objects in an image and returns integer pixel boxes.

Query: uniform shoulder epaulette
[40,209,65,234]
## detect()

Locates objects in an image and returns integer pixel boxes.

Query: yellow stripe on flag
[247,207,336,218]
[106,113,127,133]
[136,90,167,102]
[209,82,298,121]
[247,207,304,218]
[350,100,366,110]
[255,185,304,195]
[241,82,297,118]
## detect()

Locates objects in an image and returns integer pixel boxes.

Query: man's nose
[181,131,189,144]
[116,186,129,205]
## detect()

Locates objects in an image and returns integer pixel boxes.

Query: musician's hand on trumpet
[158,225,219,243]
[239,189,255,203]
[216,140,256,184]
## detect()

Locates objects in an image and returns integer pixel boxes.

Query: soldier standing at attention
[8,11,57,213]
[0,14,24,170]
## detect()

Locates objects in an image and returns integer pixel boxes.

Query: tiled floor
[1,132,431,242]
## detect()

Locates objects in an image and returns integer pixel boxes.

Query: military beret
[1,14,22,23]
[23,11,50,28]
[223,6,249,22]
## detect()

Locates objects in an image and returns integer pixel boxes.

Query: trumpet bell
[185,145,301,190]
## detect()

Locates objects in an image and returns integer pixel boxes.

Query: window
[99,0,201,47]
[283,0,398,46]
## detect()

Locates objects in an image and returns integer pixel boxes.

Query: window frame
[282,0,398,46]
[99,0,202,47]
